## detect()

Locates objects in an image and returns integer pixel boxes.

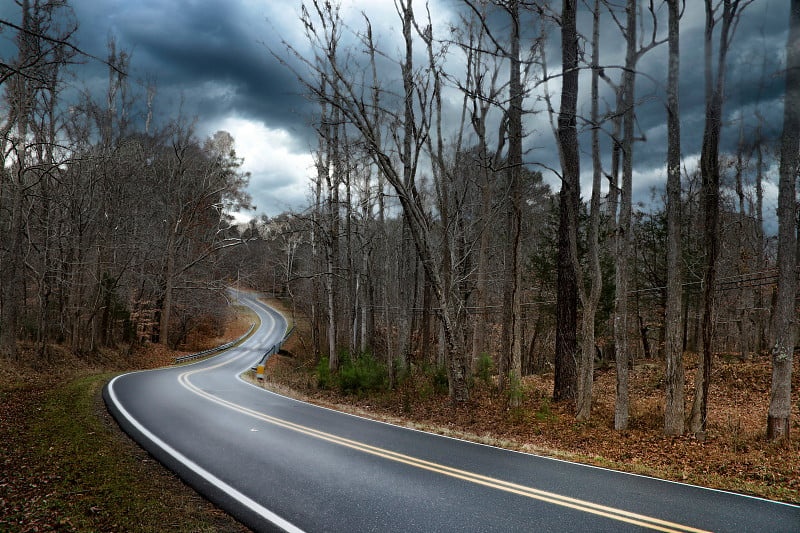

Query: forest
[0,2,252,358]
[1,0,798,447]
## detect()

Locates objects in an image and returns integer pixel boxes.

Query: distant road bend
[104,292,799,532]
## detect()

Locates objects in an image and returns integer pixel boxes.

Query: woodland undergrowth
[261,300,800,505]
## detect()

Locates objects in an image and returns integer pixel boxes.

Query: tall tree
[689,0,751,437]
[554,0,579,403]
[501,0,524,402]
[290,0,471,400]
[608,0,665,431]
[460,0,538,391]
[455,3,503,370]
[767,0,800,441]
[0,0,34,360]
[611,0,639,431]
[663,0,685,436]
[575,0,604,421]
[1,0,76,359]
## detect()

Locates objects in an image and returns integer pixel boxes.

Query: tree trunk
[554,0,579,403]
[576,0,604,422]
[325,195,338,370]
[754,123,766,355]
[472,168,491,370]
[502,0,524,404]
[311,147,323,357]
[159,229,176,346]
[690,0,741,437]
[663,0,685,436]
[767,0,800,441]
[613,0,637,431]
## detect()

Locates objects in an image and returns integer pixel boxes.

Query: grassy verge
[1,303,257,532]
[0,373,247,532]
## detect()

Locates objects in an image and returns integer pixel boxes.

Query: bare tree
[459,0,543,396]
[663,0,686,436]
[1,0,76,359]
[0,2,250,359]
[554,0,580,403]
[500,0,525,402]
[767,0,800,441]
[689,0,753,437]
[610,0,639,431]
[153,126,249,346]
[602,0,665,431]
[288,0,472,399]
[575,0,604,421]
[453,3,504,371]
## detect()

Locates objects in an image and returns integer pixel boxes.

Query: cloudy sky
[0,0,791,222]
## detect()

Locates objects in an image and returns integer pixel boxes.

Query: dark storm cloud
[571,0,788,200]
[672,0,785,152]
[0,0,793,217]
[64,0,312,134]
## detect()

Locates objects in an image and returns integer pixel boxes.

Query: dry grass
[0,304,256,532]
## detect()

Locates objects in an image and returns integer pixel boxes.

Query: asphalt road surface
[104,292,799,532]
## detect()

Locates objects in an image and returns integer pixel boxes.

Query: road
[104,292,799,532]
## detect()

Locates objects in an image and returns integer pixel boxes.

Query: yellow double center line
[179,356,709,533]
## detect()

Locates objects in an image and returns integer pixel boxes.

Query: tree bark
[576,0,604,422]
[554,0,579,403]
[159,231,175,346]
[325,107,341,371]
[664,0,685,436]
[503,0,524,404]
[689,0,741,437]
[767,0,800,441]
[613,0,637,431]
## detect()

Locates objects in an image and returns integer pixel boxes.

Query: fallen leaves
[264,349,800,504]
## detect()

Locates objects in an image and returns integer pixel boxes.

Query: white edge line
[106,373,306,533]
[235,302,800,511]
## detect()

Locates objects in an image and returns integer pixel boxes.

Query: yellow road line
[179,358,710,533]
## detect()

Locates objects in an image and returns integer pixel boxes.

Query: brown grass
[0,304,256,532]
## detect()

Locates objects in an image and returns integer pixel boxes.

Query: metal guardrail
[173,322,256,364]
[250,325,295,371]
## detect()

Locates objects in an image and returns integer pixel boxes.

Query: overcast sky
[0,0,790,224]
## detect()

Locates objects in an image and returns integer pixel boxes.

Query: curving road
[104,292,799,532]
